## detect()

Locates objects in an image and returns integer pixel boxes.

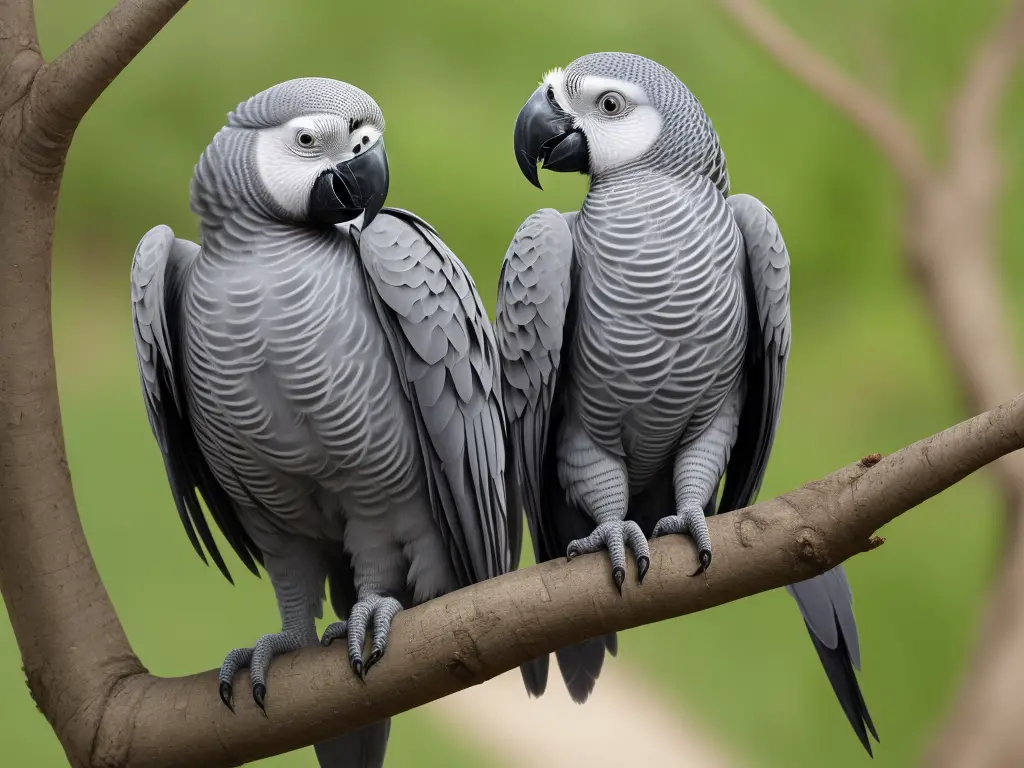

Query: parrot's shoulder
[376,206,440,236]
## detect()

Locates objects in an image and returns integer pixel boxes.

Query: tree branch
[0,0,40,115]
[0,4,189,767]
[28,0,189,147]
[715,0,932,191]
[947,0,1024,189]
[79,395,1023,768]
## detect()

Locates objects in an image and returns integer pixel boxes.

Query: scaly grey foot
[652,503,713,576]
[322,594,404,680]
[219,627,313,713]
[566,520,650,593]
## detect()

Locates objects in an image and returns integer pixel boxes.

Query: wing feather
[354,210,513,585]
[131,225,262,583]
[718,195,791,513]
[494,209,576,564]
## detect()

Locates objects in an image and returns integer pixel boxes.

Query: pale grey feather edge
[353,208,515,586]
[130,224,262,583]
[494,208,575,566]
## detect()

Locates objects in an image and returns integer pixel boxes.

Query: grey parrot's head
[192,77,389,227]
[514,52,728,192]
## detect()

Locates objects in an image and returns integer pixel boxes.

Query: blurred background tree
[2,0,1022,765]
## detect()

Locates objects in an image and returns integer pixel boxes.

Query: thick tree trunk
[0,99,144,768]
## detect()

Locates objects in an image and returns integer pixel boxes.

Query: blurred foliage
[1,0,1023,765]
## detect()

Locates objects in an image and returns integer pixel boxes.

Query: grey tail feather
[314,719,391,768]
[803,619,879,756]
[554,633,617,704]
[520,656,550,697]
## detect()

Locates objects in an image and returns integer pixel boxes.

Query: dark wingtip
[242,556,261,579]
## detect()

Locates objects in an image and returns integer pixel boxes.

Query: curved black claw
[637,555,651,585]
[653,505,714,581]
[219,681,234,712]
[612,566,626,594]
[253,682,267,714]
[323,595,403,683]
[217,629,311,715]
[690,549,713,581]
[566,520,651,592]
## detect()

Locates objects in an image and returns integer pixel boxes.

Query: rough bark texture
[0,3,186,766]
[1,1,1023,766]
[715,1,1024,765]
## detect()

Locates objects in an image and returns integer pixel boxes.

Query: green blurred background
[2,0,1022,765]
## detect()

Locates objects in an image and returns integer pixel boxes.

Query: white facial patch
[346,124,383,161]
[572,75,663,175]
[255,115,339,218]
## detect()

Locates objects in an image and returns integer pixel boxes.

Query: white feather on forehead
[541,68,570,114]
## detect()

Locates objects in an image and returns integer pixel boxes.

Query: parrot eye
[296,131,316,148]
[598,92,626,116]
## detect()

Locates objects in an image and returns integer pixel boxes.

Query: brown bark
[0,3,185,766]
[714,1,1024,765]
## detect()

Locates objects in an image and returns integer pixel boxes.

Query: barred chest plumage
[565,172,750,474]
[177,225,424,524]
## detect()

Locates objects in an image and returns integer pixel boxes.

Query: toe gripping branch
[566,520,651,594]
[321,594,404,682]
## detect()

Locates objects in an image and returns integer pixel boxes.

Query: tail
[786,567,879,756]
[520,633,618,704]
[520,655,550,697]
[314,720,391,768]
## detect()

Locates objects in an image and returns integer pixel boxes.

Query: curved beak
[513,85,590,189]
[309,138,389,228]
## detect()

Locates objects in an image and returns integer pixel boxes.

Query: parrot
[495,52,878,755]
[130,77,517,768]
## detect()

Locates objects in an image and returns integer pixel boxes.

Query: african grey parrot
[130,78,516,768]
[495,52,878,754]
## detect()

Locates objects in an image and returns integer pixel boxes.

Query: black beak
[309,138,389,228]
[513,85,590,189]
